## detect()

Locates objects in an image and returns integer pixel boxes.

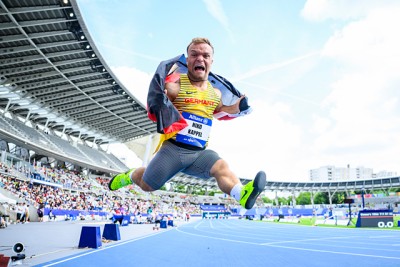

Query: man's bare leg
[211,158,266,209]
[109,167,154,192]
[131,167,154,192]
[210,159,240,195]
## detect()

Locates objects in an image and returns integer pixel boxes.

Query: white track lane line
[175,222,400,261]
[40,229,171,267]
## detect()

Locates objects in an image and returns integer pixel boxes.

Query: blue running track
[35,219,400,267]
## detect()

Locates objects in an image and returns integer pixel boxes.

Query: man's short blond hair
[186,37,214,54]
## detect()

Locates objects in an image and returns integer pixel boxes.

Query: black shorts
[143,140,220,190]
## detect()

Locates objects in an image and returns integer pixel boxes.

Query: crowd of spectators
[15,163,94,191]
[0,161,223,226]
[4,160,395,228]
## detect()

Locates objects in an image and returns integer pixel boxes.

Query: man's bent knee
[138,180,155,192]
[131,167,155,191]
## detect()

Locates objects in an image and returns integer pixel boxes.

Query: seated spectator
[48,209,56,221]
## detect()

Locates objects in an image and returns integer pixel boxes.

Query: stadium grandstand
[1,0,399,225]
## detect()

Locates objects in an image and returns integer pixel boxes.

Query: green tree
[176,184,186,193]
[296,192,311,205]
[261,196,273,204]
[332,192,346,204]
[314,192,329,204]
[277,196,290,205]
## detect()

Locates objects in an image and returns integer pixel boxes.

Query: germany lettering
[184,98,215,106]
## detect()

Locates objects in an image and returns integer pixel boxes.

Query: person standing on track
[109,37,266,210]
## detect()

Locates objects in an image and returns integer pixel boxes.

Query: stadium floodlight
[112,85,123,94]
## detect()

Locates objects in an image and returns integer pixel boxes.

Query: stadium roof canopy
[171,173,400,194]
[0,0,157,145]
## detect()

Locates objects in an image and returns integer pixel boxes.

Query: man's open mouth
[194,65,205,71]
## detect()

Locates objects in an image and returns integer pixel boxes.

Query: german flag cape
[147,54,252,136]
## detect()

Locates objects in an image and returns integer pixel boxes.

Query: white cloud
[309,3,400,174]
[311,114,331,134]
[209,100,308,181]
[322,7,400,73]
[301,0,393,21]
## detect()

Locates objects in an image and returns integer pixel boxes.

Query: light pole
[361,187,365,210]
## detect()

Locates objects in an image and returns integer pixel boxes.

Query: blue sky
[77,0,400,181]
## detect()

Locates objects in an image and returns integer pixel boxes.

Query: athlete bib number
[176,112,212,148]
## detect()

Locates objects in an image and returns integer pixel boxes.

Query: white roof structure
[0,0,156,145]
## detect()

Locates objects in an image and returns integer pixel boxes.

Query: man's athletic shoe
[108,169,134,191]
[240,171,267,209]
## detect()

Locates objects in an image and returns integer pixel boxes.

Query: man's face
[186,42,213,82]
